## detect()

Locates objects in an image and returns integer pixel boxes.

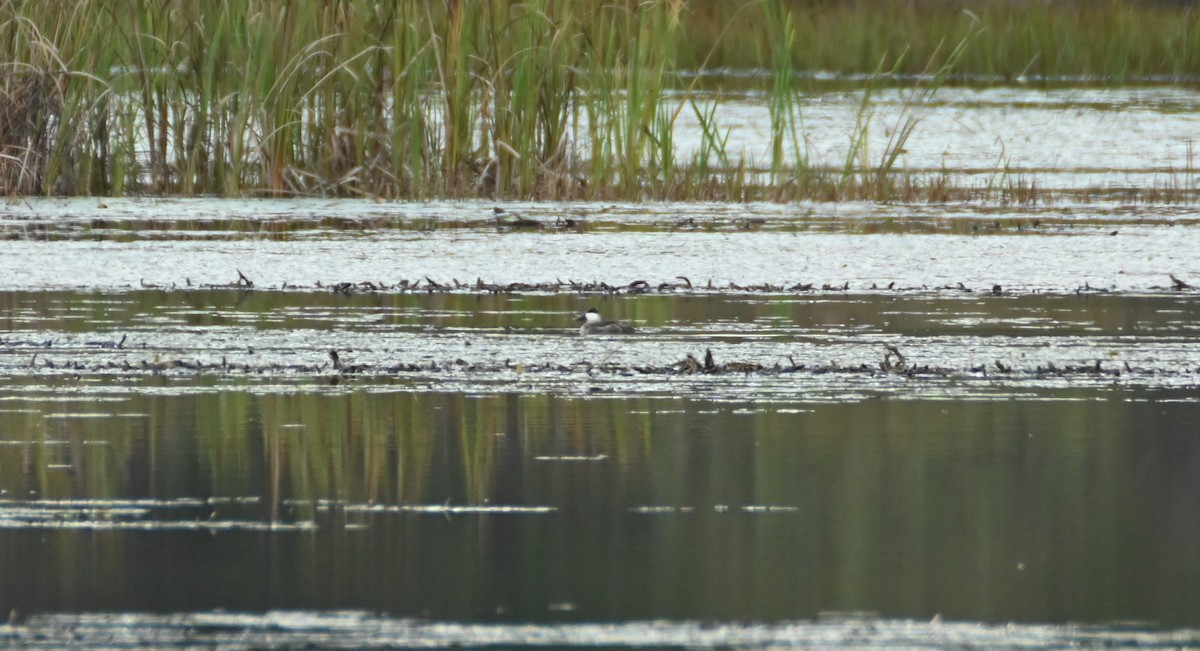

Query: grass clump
[3,0,699,199]
[1,0,1199,201]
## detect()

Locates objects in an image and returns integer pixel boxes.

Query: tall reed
[2,0,1198,201]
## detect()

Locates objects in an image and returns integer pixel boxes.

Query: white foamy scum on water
[1,610,1197,649]
[1,201,1197,292]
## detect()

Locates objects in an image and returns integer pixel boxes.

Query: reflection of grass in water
[3,1,1199,201]
[0,391,664,507]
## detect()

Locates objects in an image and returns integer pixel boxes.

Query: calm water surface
[2,387,1199,628]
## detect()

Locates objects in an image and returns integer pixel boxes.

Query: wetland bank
[4,0,1200,648]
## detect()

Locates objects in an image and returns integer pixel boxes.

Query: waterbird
[575,308,635,335]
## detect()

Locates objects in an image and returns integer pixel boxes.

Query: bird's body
[576,308,635,335]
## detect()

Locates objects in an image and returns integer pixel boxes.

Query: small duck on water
[576,308,635,335]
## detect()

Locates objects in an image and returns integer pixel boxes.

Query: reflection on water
[2,388,1199,629]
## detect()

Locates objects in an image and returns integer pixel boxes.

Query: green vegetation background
[2,0,1197,199]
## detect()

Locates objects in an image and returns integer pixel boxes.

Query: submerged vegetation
[1,0,1199,200]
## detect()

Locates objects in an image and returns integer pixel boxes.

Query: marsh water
[3,84,1200,648]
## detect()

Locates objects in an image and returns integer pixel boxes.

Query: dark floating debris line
[125,273,1199,295]
[242,276,845,295]
[3,347,1178,381]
